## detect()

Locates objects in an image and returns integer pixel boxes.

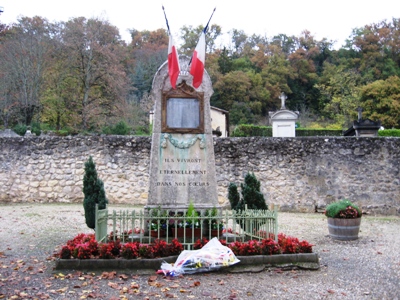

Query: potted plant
[325,199,362,240]
[148,206,168,238]
[176,201,201,238]
[205,206,223,237]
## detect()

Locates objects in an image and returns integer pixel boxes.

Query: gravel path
[1,203,399,299]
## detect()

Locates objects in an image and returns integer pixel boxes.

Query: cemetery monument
[146,56,219,210]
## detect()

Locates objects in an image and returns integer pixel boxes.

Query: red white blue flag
[189,31,206,88]
[168,33,180,89]
[189,7,215,88]
[163,6,180,89]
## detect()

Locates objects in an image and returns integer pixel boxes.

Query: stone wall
[1,136,399,215]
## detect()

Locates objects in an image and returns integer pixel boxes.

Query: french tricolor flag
[168,33,180,89]
[189,31,206,88]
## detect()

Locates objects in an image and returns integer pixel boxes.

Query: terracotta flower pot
[211,229,223,237]
[150,230,166,238]
[327,217,361,240]
[175,228,202,238]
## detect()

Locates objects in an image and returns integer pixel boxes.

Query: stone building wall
[0,136,399,215]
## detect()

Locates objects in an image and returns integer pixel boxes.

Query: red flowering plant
[298,240,313,253]
[168,238,184,255]
[58,234,185,260]
[58,233,313,260]
[192,234,312,256]
[59,233,98,259]
[259,238,281,255]
[151,239,170,257]
[99,240,121,259]
[193,237,210,250]
[228,240,262,256]
[278,233,313,254]
[121,242,140,259]
[138,244,153,258]
[72,243,92,259]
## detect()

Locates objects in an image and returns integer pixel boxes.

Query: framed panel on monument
[161,82,204,134]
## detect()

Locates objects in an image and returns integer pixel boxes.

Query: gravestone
[268,92,299,137]
[343,107,381,137]
[147,56,219,210]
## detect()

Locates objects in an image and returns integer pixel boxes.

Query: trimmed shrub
[237,172,268,211]
[378,129,400,137]
[229,173,267,213]
[31,122,41,136]
[231,124,272,137]
[83,156,108,230]
[230,124,343,137]
[296,128,342,136]
[228,183,241,210]
[102,120,131,135]
[13,124,27,136]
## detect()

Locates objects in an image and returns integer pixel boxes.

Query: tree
[229,29,248,57]
[129,48,166,101]
[212,70,251,112]
[41,21,79,131]
[179,24,222,55]
[229,102,254,125]
[348,19,400,83]
[360,76,400,128]
[260,46,294,109]
[316,63,362,128]
[217,47,233,74]
[63,17,129,130]
[129,28,168,51]
[83,156,108,230]
[0,16,54,126]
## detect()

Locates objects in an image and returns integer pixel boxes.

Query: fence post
[95,204,99,241]
[273,206,278,242]
[95,204,108,242]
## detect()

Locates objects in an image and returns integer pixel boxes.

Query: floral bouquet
[160,237,240,276]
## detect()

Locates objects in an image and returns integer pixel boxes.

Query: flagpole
[203,7,216,33]
[189,7,216,65]
[162,5,171,34]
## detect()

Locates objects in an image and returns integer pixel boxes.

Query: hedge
[231,125,342,137]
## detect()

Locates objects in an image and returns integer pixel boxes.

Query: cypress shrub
[83,156,108,229]
[228,173,268,211]
[240,172,268,210]
[228,183,241,210]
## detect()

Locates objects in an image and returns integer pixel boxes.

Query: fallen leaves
[100,271,116,280]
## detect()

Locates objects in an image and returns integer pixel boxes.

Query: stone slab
[54,253,320,273]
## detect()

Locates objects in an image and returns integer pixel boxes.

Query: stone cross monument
[279,92,287,110]
[146,56,219,210]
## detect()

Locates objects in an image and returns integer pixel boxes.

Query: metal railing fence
[95,205,278,249]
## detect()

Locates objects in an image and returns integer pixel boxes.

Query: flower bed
[58,233,313,260]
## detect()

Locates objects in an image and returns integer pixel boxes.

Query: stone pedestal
[269,110,299,137]
[147,56,219,210]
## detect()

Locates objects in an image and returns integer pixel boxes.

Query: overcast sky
[1,0,399,49]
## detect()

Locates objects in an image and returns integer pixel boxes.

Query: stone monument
[269,92,299,137]
[146,56,219,210]
[343,107,381,137]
